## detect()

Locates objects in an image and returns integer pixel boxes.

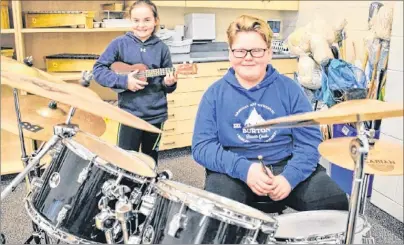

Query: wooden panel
[265,1,299,11]
[167,91,203,108]
[154,1,186,7]
[163,119,194,136]
[175,76,219,93]
[271,58,298,74]
[160,133,192,150]
[185,1,267,10]
[167,105,198,121]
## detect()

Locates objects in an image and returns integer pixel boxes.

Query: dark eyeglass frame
[231,48,268,58]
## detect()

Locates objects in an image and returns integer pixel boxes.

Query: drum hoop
[274,210,368,241]
[155,180,277,232]
[24,192,98,244]
[62,138,148,184]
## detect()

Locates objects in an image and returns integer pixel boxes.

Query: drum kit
[0,55,403,244]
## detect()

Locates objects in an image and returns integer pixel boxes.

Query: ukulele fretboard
[145,68,175,78]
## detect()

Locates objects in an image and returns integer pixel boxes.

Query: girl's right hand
[127,70,148,92]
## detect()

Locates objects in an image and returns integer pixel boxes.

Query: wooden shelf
[1,29,15,34]
[21,27,130,33]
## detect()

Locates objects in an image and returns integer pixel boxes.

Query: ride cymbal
[73,130,156,177]
[248,99,403,129]
[1,95,106,141]
[319,137,403,175]
[1,70,162,134]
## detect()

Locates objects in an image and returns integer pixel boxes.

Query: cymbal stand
[344,121,370,244]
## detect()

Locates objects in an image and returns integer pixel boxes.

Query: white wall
[370,1,403,223]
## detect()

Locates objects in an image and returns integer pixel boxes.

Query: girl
[93,0,177,165]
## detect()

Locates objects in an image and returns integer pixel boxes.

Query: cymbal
[248,99,403,129]
[1,95,106,141]
[1,56,100,99]
[319,137,403,175]
[1,68,162,134]
[73,130,156,177]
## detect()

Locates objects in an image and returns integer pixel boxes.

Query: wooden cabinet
[154,1,186,7]
[185,0,299,11]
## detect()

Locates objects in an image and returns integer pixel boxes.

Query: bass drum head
[156,180,276,227]
[274,210,365,239]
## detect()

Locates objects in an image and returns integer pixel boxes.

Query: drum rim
[62,138,148,184]
[24,192,98,244]
[274,210,366,240]
[155,180,277,231]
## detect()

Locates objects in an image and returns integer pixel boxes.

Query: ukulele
[110,61,198,93]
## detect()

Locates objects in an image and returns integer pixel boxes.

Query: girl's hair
[227,15,273,48]
[128,0,160,34]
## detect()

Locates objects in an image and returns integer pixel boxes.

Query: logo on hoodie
[233,103,276,143]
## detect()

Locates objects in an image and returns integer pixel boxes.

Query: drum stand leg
[344,121,369,244]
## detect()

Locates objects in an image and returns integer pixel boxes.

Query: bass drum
[273,210,371,244]
[141,180,278,244]
[25,138,156,244]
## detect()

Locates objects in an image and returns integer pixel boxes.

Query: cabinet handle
[163,141,176,145]
[168,114,175,118]
[164,128,175,132]
[168,100,175,103]
[217,68,228,71]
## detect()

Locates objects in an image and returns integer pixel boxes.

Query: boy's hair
[128,0,160,34]
[227,15,273,48]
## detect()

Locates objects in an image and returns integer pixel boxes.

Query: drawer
[159,133,193,150]
[167,91,204,108]
[163,119,195,136]
[178,61,230,78]
[167,105,198,121]
[175,76,220,93]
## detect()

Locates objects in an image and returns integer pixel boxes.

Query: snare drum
[25,138,155,244]
[273,210,370,244]
[141,180,278,244]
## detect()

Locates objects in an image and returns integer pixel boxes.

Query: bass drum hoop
[62,138,148,184]
[24,192,97,244]
[154,180,278,232]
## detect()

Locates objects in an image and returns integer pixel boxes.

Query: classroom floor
[1,147,403,244]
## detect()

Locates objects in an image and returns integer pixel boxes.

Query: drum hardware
[167,200,188,238]
[139,194,157,217]
[95,196,119,244]
[240,226,261,244]
[55,204,72,228]
[115,191,133,244]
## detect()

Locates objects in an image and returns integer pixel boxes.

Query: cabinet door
[265,0,299,11]
[154,1,186,7]
[185,0,267,10]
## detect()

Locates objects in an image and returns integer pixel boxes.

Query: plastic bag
[315,59,367,107]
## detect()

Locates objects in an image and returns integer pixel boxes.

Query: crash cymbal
[1,95,106,141]
[1,56,100,99]
[73,130,156,177]
[249,99,403,129]
[319,137,403,175]
[1,70,162,134]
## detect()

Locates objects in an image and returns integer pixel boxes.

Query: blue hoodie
[192,65,322,189]
[93,32,176,124]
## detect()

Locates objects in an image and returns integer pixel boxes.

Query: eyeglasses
[231,48,268,58]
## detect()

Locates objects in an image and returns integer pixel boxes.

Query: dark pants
[117,122,164,164]
[205,160,349,212]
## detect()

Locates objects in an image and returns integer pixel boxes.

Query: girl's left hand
[164,71,177,86]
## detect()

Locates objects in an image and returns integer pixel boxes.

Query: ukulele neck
[144,67,175,78]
